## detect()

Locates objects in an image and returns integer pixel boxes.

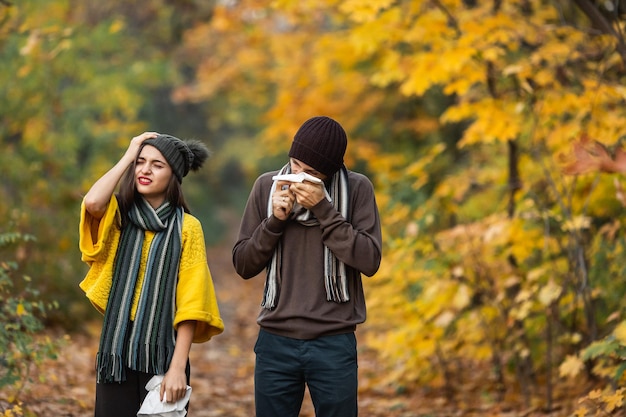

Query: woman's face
[135,145,173,208]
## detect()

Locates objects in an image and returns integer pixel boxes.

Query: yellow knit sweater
[79,196,224,343]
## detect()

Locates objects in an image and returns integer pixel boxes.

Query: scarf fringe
[96,345,174,384]
[97,344,175,383]
[96,352,125,384]
[261,245,280,308]
[325,275,350,303]
[133,343,175,375]
[261,275,277,309]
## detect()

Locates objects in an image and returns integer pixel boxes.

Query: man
[232,116,382,417]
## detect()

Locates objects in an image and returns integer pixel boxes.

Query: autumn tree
[0,0,226,323]
[5,0,626,413]
[174,0,626,413]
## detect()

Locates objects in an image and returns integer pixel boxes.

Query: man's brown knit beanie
[288,116,347,177]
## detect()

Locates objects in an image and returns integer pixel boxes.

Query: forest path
[12,236,421,416]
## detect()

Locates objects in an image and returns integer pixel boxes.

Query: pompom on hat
[288,116,347,177]
[143,134,210,182]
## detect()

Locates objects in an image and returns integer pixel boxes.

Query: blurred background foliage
[4,0,626,413]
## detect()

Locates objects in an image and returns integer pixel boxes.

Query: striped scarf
[263,163,350,309]
[96,197,183,383]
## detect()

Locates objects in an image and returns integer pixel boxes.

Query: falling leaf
[559,355,584,378]
[538,280,561,306]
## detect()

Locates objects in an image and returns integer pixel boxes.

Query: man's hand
[272,181,295,220]
[290,180,325,209]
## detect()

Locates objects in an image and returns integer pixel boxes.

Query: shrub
[0,232,62,414]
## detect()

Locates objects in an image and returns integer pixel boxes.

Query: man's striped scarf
[96,197,183,383]
[263,163,350,309]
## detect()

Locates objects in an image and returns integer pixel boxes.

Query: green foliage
[0,0,230,326]
[582,339,622,361]
[565,322,626,415]
[0,232,62,405]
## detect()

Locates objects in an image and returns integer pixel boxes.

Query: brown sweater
[232,169,382,339]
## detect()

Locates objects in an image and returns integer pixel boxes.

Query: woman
[79,132,224,416]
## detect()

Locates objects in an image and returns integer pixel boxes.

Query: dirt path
[7,240,422,417]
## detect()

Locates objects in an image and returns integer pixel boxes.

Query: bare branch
[572,0,626,65]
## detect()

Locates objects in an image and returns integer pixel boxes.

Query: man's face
[289,158,328,181]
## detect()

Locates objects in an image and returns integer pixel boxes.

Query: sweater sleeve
[78,196,120,314]
[232,172,286,279]
[175,214,225,343]
[312,172,382,277]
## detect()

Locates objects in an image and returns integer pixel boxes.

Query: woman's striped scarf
[96,197,183,383]
[263,163,350,309]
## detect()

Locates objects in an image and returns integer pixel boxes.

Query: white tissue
[137,375,192,417]
[271,172,323,183]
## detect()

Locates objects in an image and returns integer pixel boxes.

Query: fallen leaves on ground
[2,243,588,416]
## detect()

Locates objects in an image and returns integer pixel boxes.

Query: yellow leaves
[109,19,125,34]
[400,44,478,97]
[614,321,626,345]
[531,39,581,67]
[399,53,447,97]
[442,57,484,95]
[604,391,626,412]
[442,99,525,146]
[538,279,560,306]
[559,354,584,378]
[535,81,626,154]
[16,303,26,317]
[348,7,402,57]
[170,0,626,404]
[562,215,592,232]
[592,359,619,379]
[405,13,452,49]
[432,309,453,328]
[339,0,396,23]
[511,293,532,321]
[460,12,518,45]
[2,403,23,417]
[545,123,583,151]
[210,6,234,32]
[22,117,49,149]
[20,30,40,56]
[588,389,603,400]
[451,283,470,310]
[508,219,545,262]
[577,388,626,415]
[404,143,446,191]
[370,50,403,87]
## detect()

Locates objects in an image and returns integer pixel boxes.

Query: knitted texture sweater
[232,169,382,339]
[79,196,224,343]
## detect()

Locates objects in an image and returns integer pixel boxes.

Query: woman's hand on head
[126,132,159,158]
[83,132,160,218]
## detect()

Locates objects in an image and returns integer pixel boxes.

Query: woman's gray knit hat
[288,116,347,177]
[143,134,210,182]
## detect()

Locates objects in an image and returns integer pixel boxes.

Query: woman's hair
[116,144,191,228]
